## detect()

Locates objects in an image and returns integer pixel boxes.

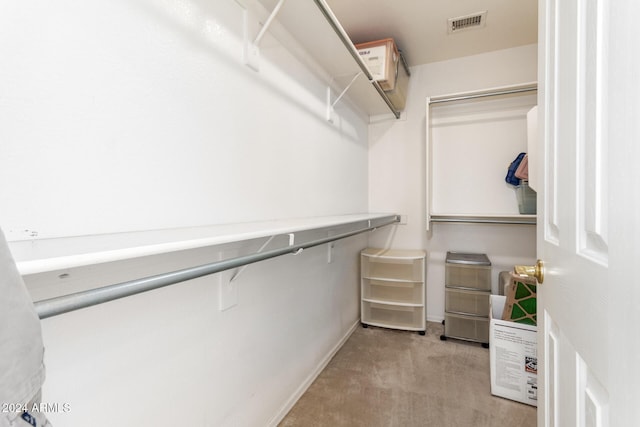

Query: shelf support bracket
[230,235,276,282]
[288,233,303,255]
[254,0,286,46]
[326,71,363,122]
[243,0,286,71]
[229,230,303,282]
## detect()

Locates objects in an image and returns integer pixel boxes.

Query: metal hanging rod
[429,84,538,105]
[34,215,400,320]
[430,215,536,225]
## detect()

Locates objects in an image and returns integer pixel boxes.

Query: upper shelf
[11,213,399,275]
[256,0,401,118]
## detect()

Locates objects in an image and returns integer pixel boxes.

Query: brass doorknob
[514,259,545,284]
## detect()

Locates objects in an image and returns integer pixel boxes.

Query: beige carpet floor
[279,321,536,427]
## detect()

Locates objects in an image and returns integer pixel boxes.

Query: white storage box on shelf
[360,248,426,334]
[489,295,538,407]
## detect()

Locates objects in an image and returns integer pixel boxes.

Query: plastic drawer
[362,278,423,305]
[445,263,491,291]
[445,288,490,317]
[362,301,424,330]
[362,255,424,282]
[516,180,537,214]
[444,312,489,343]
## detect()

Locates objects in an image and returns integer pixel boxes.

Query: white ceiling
[324,0,538,67]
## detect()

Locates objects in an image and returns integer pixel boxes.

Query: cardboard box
[503,274,537,325]
[489,295,538,406]
[356,38,399,91]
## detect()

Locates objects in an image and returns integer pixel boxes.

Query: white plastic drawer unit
[444,312,490,343]
[360,248,426,334]
[445,251,492,291]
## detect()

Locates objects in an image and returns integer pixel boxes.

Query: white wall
[1,1,372,425]
[0,0,368,241]
[22,232,367,427]
[368,44,538,321]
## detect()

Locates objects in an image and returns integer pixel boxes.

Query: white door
[538,0,640,426]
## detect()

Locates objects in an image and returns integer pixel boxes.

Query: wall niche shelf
[254,0,402,119]
[425,83,539,230]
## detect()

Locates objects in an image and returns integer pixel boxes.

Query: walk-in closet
[3,1,638,426]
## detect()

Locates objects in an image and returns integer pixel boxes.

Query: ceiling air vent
[448,11,487,34]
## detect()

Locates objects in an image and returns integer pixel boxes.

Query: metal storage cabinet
[360,248,426,335]
[441,251,491,346]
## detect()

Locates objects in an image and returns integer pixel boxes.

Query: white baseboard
[267,320,360,427]
[427,315,445,323]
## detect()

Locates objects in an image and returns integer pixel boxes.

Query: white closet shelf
[430,213,537,225]
[11,213,399,275]
[256,0,401,118]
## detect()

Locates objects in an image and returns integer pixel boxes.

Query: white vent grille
[448,11,487,34]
